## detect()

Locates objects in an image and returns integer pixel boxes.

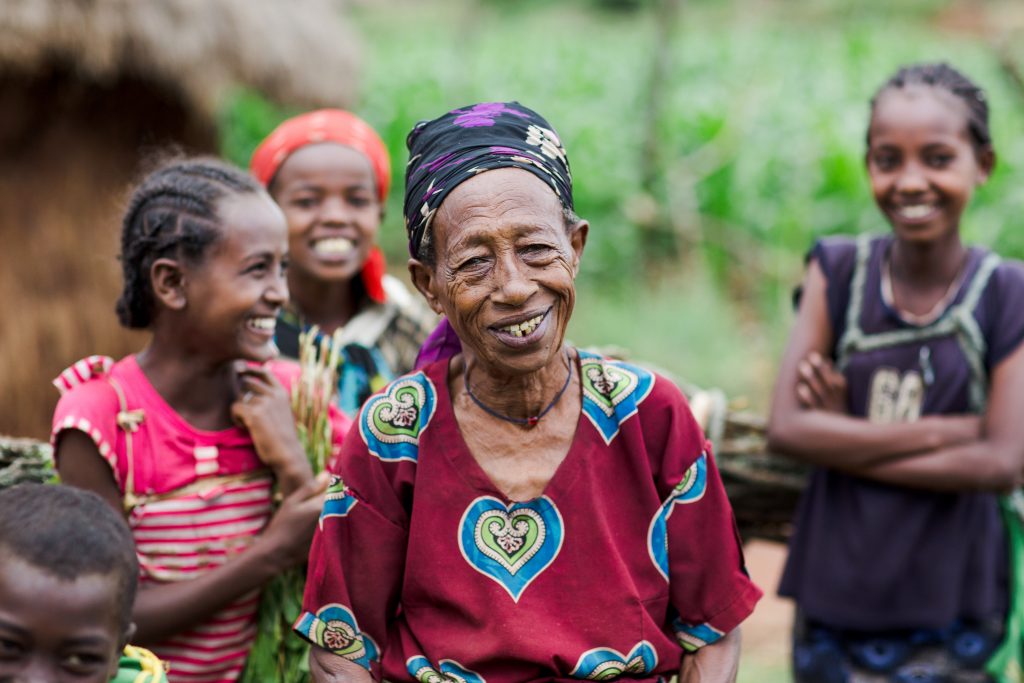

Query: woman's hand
[310,646,374,683]
[231,364,312,495]
[679,628,741,683]
[255,472,329,571]
[796,351,847,413]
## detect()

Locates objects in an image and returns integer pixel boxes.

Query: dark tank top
[779,234,1024,629]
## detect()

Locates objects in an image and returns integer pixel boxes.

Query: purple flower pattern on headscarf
[451,103,530,128]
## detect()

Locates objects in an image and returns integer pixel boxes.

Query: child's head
[866,62,995,243]
[116,157,288,363]
[0,484,138,681]
[250,110,391,299]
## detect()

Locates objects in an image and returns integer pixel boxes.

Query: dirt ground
[738,540,793,682]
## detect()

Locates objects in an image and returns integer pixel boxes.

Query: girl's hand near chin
[231,363,312,495]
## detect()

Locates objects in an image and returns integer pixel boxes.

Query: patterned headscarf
[403,101,573,259]
[404,102,575,368]
[250,109,391,303]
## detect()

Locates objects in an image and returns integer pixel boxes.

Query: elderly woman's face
[413,168,587,376]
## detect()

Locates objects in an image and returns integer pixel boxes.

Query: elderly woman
[295,102,761,683]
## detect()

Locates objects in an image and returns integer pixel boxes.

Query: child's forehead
[870,85,973,139]
[0,554,122,628]
[873,84,970,123]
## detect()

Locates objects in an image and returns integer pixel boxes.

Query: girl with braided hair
[51,157,336,682]
[768,63,1024,682]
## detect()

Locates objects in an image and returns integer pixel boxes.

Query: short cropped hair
[0,484,138,633]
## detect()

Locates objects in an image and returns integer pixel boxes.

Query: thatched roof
[0,0,360,114]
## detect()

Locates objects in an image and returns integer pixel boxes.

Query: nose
[492,251,538,306]
[320,196,352,225]
[265,265,289,305]
[895,161,928,194]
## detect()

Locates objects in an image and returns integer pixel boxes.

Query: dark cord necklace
[463,350,574,428]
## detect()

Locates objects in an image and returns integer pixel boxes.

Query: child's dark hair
[869,62,992,153]
[116,156,264,329]
[0,483,138,633]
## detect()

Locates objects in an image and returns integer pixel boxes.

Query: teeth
[898,204,935,219]
[500,314,544,337]
[247,317,276,332]
[314,237,354,255]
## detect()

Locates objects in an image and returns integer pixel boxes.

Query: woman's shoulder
[353,363,441,466]
[575,349,688,427]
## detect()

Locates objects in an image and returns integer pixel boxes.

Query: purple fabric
[403,101,573,258]
[414,318,463,370]
[779,234,1024,629]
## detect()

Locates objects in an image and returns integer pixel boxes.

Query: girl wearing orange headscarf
[251,110,436,416]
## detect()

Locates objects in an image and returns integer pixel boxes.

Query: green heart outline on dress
[581,360,639,417]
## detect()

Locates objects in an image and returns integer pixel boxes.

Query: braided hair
[116,157,263,329]
[869,62,992,154]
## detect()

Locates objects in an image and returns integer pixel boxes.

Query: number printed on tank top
[867,367,923,423]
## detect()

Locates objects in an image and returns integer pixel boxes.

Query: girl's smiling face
[270,143,382,285]
[866,85,994,244]
[0,556,125,683]
[175,192,290,364]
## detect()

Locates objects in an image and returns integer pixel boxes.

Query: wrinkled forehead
[434,168,565,245]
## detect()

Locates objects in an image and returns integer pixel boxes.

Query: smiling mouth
[493,310,548,338]
[893,203,939,221]
[246,316,277,334]
[312,237,355,256]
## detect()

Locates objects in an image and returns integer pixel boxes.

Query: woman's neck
[460,347,574,421]
[136,338,237,430]
[287,269,361,333]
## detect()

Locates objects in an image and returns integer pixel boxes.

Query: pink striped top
[51,355,305,683]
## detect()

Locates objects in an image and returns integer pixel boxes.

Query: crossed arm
[766,259,1024,493]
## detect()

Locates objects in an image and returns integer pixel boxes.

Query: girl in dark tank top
[768,63,1024,682]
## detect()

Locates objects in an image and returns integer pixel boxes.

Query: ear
[150,258,187,312]
[408,258,444,315]
[976,146,996,184]
[568,220,589,277]
[121,622,137,649]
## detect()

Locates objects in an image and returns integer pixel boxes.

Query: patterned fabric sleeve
[295,417,410,678]
[644,380,762,651]
[50,373,123,489]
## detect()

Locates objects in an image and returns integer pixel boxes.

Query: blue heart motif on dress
[647,452,709,580]
[359,372,437,463]
[319,475,358,530]
[570,641,658,680]
[458,495,564,602]
[407,656,487,683]
[577,351,654,445]
[294,604,379,671]
[672,615,724,652]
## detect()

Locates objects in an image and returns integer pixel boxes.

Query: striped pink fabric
[132,476,273,682]
[51,356,288,683]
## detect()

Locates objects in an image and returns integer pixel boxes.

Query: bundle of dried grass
[0,435,55,489]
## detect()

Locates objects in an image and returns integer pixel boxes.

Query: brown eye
[872,152,899,171]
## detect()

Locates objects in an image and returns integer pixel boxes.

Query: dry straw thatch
[0,0,360,439]
[0,0,360,115]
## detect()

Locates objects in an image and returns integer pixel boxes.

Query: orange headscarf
[250,109,391,303]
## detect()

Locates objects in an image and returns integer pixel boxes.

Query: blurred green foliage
[219,0,1024,403]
